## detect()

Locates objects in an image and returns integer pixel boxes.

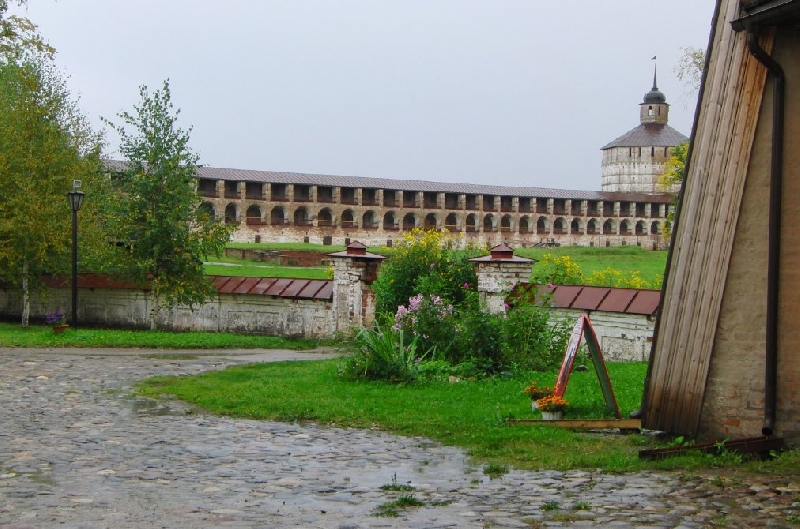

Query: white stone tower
[600,65,688,194]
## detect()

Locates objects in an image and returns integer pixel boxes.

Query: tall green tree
[0,1,54,62]
[0,56,110,326]
[104,80,232,328]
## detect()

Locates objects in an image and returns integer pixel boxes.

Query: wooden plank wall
[642,0,774,434]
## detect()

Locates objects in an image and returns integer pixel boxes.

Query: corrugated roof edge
[102,160,674,203]
[38,274,333,302]
[510,283,660,316]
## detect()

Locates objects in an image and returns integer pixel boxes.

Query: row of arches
[203,203,663,235]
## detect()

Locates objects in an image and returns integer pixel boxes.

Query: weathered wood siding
[642,0,775,435]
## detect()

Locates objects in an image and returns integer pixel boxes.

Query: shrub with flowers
[393,293,456,359]
[536,394,569,412]
[522,381,552,400]
[372,228,484,315]
[45,310,67,327]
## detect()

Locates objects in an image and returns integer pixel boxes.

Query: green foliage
[338,319,423,382]
[531,253,584,285]
[675,45,705,97]
[103,80,232,321]
[585,268,663,290]
[0,1,55,62]
[516,246,666,282]
[0,56,112,325]
[502,300,571,371]
[372,228,484,315]
[392,292,457,360]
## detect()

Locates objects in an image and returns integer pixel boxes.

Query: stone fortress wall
[186,74,684,251]
[195,171,674,250]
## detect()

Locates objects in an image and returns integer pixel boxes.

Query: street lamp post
[67,184,84,329]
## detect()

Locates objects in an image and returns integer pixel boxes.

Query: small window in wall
[648,105,653,116]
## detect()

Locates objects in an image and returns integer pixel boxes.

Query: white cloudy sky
[12,0,716,191]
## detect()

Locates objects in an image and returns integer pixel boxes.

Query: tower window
[648,105,653,116]
[651,147,655,157]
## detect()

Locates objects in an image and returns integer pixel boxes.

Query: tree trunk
[21,259,30,328]
[149,295,159,331]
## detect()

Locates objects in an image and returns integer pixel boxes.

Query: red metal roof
[510,283,660,316]
[43,274,333,302]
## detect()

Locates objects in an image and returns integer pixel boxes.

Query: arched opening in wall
[444,213,458,232]
[424,213,437,230]
[483,214,496,232]
[519,216,530,234]
[383,211,398,230]
[620,220,631,235]
[636,221,646,235]
[362,210,376,230]
[225,203,238,224]
[553,217,566,234]
[603,219,615,235]
[587,218,598,234]
[648,105,653,116]
[294,207,312,227]
[316,208,332,227]
[341,209,356,228]
[270,206,285,226]
[571,218,581,234]
[536,216,548,235]
[402,213,416,231]
[651,221,660,235]
[246,204,263,225]
[466,213,477,232]
[500,215,512,233]
[198,202,215,220]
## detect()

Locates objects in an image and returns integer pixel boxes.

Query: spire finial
[651,55,658,90]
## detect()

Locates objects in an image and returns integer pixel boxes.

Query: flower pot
[531,400,539,411]
[541,411,563,421]
[53,324,69,334]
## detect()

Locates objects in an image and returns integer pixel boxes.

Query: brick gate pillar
[328,242,385,334]
[469,243,535,314]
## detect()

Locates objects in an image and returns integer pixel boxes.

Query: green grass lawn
[136,358,799,476]
[216,243,667,283]
[0,322,325,349]
[516,245,667,281]
[204,255,330,279]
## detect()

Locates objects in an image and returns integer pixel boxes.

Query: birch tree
[104,80,232,329]
[0,57,109,326]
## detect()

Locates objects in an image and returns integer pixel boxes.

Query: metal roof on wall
[104,160,673,203]
[512,283,660,316]
[42,274,333,302]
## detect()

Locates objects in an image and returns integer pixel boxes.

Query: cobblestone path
[1,348,797,528]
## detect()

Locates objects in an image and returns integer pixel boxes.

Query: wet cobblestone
[1,348,798,528]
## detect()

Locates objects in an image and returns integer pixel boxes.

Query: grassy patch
[136,359,654,471]
[204,254,331,279]
[135,358,800,475]
[515,246,667,282]
[0,322,325,350]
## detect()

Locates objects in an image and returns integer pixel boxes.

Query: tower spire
[652,56,658,90]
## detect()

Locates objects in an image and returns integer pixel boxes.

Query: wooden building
[642,0,800,445]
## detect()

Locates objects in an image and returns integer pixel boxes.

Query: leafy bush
[373,229,485,315]
[338,320,422,382]
[393,293,456,360]
[502,302,571,371]
[530,253,584,285]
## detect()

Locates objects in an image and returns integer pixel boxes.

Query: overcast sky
[12,1,716,191]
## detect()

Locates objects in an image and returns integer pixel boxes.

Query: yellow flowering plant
[536,395,569,412]
[522,381,552,400]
